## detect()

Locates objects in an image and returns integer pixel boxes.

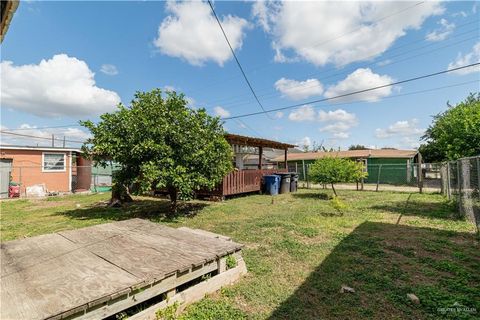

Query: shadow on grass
[269,222,479,320]
[58,198,210,223]
[371,199,462,221]
[292,192,331,200]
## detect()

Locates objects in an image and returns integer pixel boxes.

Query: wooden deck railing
[221,169,287,196]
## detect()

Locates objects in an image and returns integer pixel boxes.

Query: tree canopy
[309,157,367,196]
[81,89,233,211]
[420,93,480,162]
[348,144,370,150]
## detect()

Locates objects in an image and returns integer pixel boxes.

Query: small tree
[81,89,233,212]
[309,157,367,196]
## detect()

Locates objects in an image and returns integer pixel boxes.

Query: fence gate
[0,159,12,199]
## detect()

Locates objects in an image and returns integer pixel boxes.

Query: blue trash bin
[263,175,280,195]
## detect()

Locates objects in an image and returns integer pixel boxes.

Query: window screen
[43,153,65,171]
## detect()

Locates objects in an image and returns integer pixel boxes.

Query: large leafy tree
[420,93,480,162]
[81,89,233,211]
[309,157,367,196]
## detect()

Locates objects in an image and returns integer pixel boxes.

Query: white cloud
[425,19,455,42]
[213,106,230,118]
[288,106,357,138]
[185,96,196,109]
[288,105,316,121]
[296,136,312,149]
[253,1,443,66]
[1,124,91,147]
[451,11,467,18]
[333,132,349,139]
[100,64,119,75]
[377,59,392,67]
[163,85,176,92]
[274,77,324,100]
[375,119,424,139]
[318,109,357,124]
[447,42,480,75]
[400,136,421,149]
[319,122,353,133]
[317,109,358,139]
[154,1,249,66]
[252,0,273,33]
[274,111,284,119]
[324,68,394,102]
[0,54,121,118]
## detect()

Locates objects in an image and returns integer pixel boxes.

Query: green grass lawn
[1,189,479,319]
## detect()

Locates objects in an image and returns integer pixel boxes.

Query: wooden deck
[197,169,288,199]
[1,219,243,320]
[222,169,286,196]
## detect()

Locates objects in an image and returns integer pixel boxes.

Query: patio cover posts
[224,134,295,170]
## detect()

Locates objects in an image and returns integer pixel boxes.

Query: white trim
[1,145,81,152]
[68,151,72,192]
[42,152,67,172]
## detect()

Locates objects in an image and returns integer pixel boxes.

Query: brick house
[0,145,92,198]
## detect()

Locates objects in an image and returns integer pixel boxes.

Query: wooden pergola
[196,134,296,199]
[1,0,19,43]
[224,133,295,170]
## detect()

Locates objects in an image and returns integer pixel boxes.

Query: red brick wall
[0,149,73,193]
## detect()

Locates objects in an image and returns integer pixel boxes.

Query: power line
[222,80,479,120]
[224,63,480,120]
[222,80,479,125]
[0,131,85,144]
[189,1,433,95]
[234,119,263,137]
[2,80,476,145]
[207,0,274,120]
[219,34,479,109]
[7,21,475,127]
[304,2,426,52]
[206,28,479,108]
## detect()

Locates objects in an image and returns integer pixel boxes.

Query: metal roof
[272,149,418,162]
[225,133,295,150]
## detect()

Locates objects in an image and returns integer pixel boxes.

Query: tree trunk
[331,183,337,197]
[167,186,178,215]
[109,183,133,207]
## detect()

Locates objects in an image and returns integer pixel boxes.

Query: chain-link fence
[297,162,429,192]
[439,156,480,229]
[293,156,479,229]
[1,164,118,198]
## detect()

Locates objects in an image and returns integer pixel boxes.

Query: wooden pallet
[1,219,245,320]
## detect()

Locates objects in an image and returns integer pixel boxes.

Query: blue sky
[1,0,479,150]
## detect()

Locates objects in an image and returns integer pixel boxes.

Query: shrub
[309,157,367,196]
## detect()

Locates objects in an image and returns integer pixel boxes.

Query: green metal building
[274,149,420,185]
[91,163,120,192]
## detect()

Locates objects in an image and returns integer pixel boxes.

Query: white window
[43,153,66,172]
